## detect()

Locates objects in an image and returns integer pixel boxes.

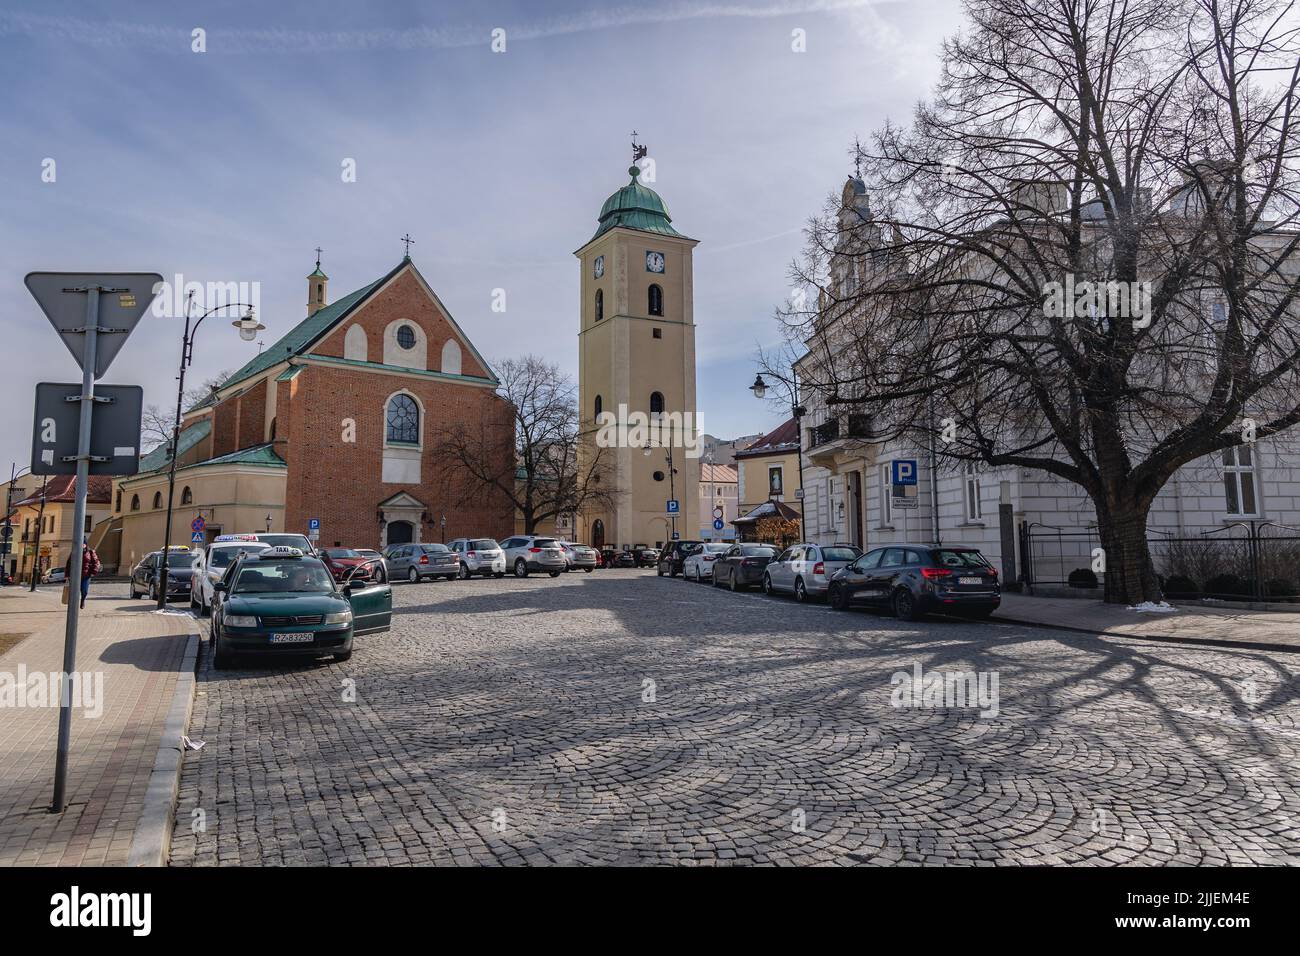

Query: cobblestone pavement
[170,570,1300,866]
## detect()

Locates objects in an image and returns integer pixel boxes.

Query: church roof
[590,166,689,242]
[138,418,212,473]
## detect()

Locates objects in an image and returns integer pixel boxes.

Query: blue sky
[0,0,956,469]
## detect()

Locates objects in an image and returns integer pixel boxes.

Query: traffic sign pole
[52,287,99,814]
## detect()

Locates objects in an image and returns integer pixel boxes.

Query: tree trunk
[1095,497,1161,605]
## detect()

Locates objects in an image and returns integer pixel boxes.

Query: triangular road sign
[25,272,163,379]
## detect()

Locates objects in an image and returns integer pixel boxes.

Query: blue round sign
[713,519,725,530]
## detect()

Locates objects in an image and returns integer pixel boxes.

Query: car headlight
[323,610,353,625]
[224,614,258,628]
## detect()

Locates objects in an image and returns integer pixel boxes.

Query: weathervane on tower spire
[631,130,648,164]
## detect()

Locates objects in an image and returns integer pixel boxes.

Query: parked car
[559,541,598,572]
[248,532,316,555]
[355,549,385,582]
[612,549,638,568]
[320,547,380,584]
[632,544,659,568]
[711,543,780,592]
[827,544,1001,620]
[656,539,703,577]
[43,567,66,585]
[448,538,507,578]
[192,538,271,615]
[682,543,731,582]
[763,543,863,602]
[599,547,618,569]
[500,536,567,577]
[129,549,198,602]
[209,545,392,669]
[383,542,460,582]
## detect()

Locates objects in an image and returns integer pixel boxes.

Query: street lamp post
[154,292,264,608]
[749,372,807,541]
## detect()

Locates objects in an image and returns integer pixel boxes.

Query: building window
[130,494,140,512]
[594,289,603,322]
[879,463,892,525]
[152,492,163,509]
[650,391,664,416]
[396,324,417,350]
[594,395,603,420]
[653,471,665,482]
[181,486,193,506]
[768,466,784,497]
[115,489,122,512]
[964,463,982,521]
[316,284,324,304]
[648,284,663,316]
[84,516,92,534]
[1223,445,1258,515]
[386,393,420,445]
[652,327,662,339]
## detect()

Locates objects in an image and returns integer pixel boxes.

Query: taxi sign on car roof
[214,534,260,542]
[258,546,304,558]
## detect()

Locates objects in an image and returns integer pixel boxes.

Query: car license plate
[269,633,314,644]
[959,576,982,585]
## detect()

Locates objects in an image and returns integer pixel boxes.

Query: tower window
[130,494,140,512]
[652,327,662,339]
[152,492,163,509]
[594,395,603,420]
[648,284,663,317]
[396,325,417,350]
[650,391,665,416]
[594,289,604,322]
[316,284,324,303]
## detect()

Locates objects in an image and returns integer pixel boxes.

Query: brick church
[110,253,515,568]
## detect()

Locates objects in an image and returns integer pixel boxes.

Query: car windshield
[325,548,361,559]
[741,545,777,556]
[932,549,991,569]
[420,544,450,553]
[258,534,313,551]
[233,559,335,594]
[704,544,730,553]
[470,539,498,550]
[209,546,266,569]
[533,539,559,548]
[166,553,194,569]
[823,547,860,561]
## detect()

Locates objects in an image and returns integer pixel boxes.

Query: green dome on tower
[590,165,688,242]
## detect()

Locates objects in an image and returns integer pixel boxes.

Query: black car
[130,549,197,602]
[712,543,779,591]
[827,544,1000,620]
[656,540,703,577]
[612,550,638,568]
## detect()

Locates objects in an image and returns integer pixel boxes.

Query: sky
[0,0,958,471]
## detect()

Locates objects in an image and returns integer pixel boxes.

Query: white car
[191,537,270,616]
[447,538,507,578]
[682,543,732,582]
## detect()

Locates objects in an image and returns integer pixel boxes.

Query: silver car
[682,543,731,582]
[448,538,507,578]
[500,535,567,578]
[383,542,460,582]
[763,543,863,602]
[559,541,598,572]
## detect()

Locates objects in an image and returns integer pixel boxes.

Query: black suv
[827,544,1000,620]
[656,540,703,577]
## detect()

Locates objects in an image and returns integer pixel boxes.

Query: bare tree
[140,370,233,452]
[774,0,1300,603]
[434,356,619,535]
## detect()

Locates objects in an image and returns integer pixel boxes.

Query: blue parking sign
[666,499,680,514]
[308,517,320,531]
[891,460,918,486]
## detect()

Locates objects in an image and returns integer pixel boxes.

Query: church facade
[113,255,515,567]
[575,162,701,551]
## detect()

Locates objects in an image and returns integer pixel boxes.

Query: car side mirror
[213,582,227,593]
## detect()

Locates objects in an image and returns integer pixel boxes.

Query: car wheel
[761,573,773,596]
[375,567,387,584]
[407,567,419,583]
[211,630,232,671]
[829,585,849,611]
[458,563,471,580]
[730,573,743,592]
[795,578,809,603]
[333,650,353,663]
[494,572,505,579]
[514,559,529,578]
[583,567,593,573]
[549,571,561,578]
[148,581,157,602]
[893,588,922,622]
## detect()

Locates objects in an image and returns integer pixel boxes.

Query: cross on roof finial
[400,233,415,258]
[314,246,323,267]
[631,130,648,164]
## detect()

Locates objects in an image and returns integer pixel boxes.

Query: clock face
[646,251,666,274]
[593,255,604,279]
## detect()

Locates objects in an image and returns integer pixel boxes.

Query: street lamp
[747,370,807,541]
[154,292,264,608]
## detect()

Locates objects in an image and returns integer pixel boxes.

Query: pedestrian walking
[64,540,101,609]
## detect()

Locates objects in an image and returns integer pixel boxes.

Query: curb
[990,613,1300,655]
[127,624,201,867]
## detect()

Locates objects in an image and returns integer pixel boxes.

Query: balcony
[807,413,873,465]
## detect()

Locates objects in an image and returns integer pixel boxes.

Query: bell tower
[307,247,328,317]
[576,141,700,551]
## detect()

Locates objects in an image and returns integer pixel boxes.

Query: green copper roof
[138,419,212,473]
[308,267,328,279]
[590,166,688,242]
[219,261,404,393]
[202,443,286,468]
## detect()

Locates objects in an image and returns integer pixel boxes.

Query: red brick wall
[211,399,237,458]
[236,379,267,449]
[281,364,514,549]
[312,268,492,380]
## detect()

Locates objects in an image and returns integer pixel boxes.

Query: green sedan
[210,547,392,669]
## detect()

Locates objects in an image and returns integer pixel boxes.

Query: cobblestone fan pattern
[170,571,1300,865]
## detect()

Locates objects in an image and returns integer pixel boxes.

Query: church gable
[312,263,492,381]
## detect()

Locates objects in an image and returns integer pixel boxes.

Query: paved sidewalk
[0,585,196,866]
[995,592,1300,652]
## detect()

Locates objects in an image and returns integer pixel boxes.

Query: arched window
[650,391,665,416]
[181,486,193,505]
[130,494,140,512]
[648,284,663,317]
[152,492,163,509]
[594,395,603,420]
[440,339,463,375]
[594,289,603,322]
[386,393,420,445]
[115,489,122,512]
